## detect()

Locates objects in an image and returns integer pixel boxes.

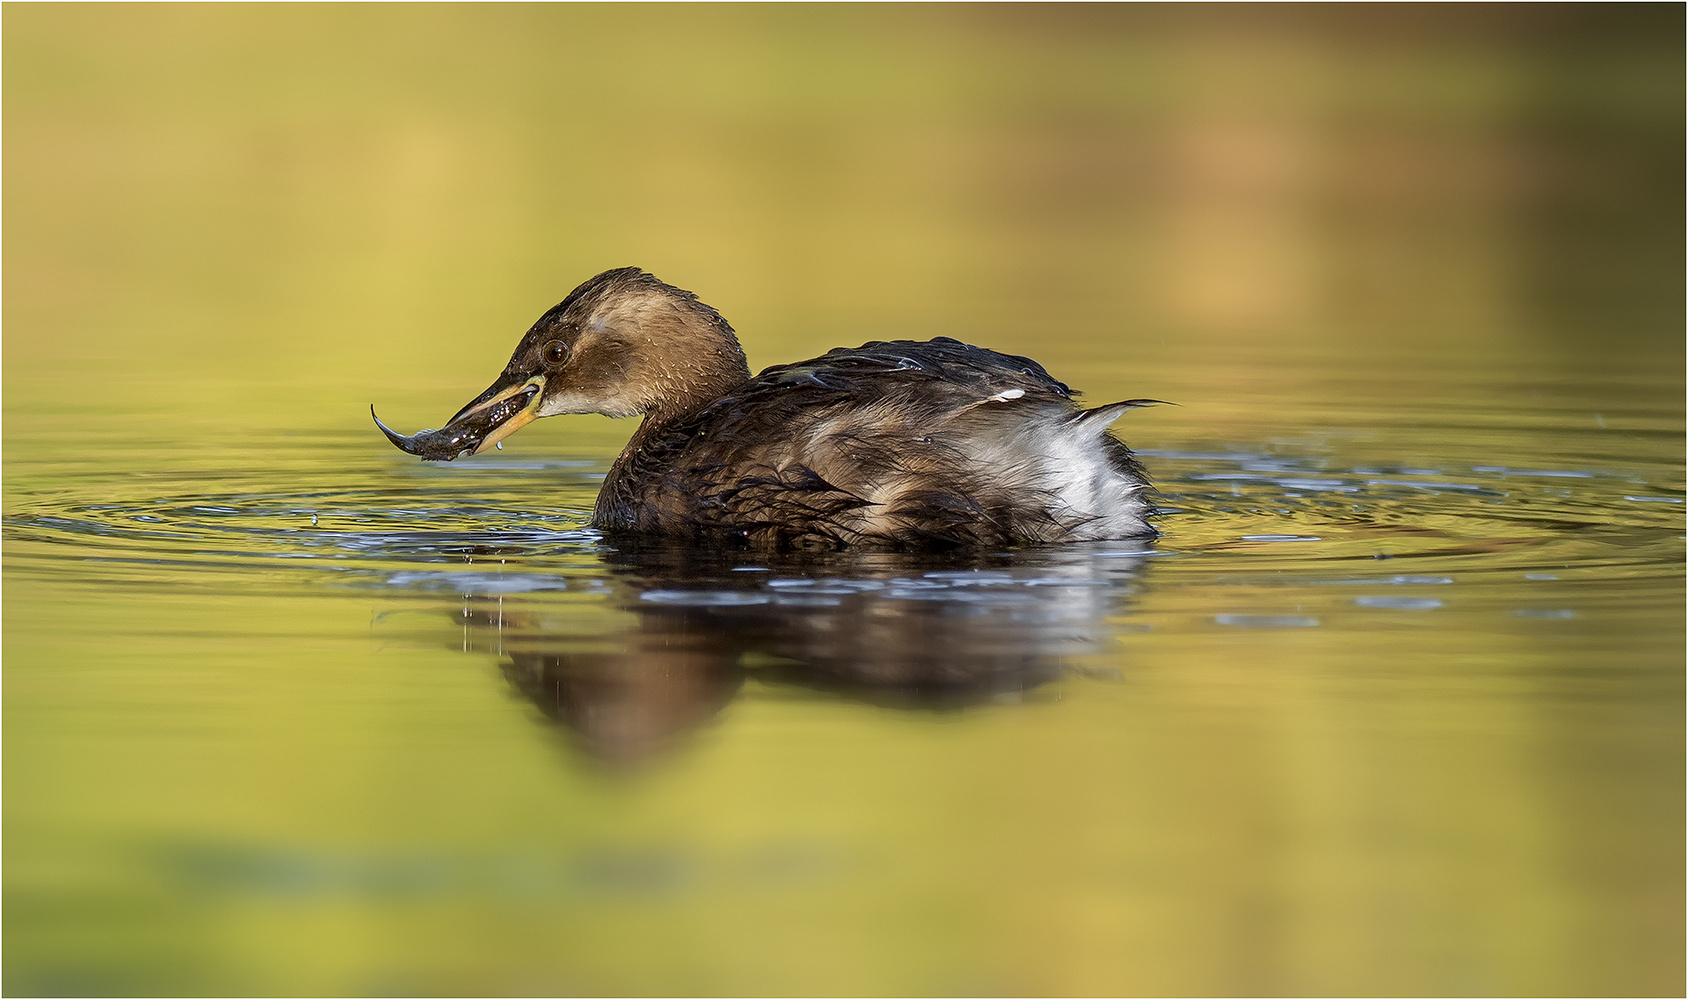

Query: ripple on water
[2,446,1680,632]
[1354,596,1444,610]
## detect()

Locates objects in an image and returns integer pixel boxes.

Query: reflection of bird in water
[496,637,744,766]
[450,542,1151,763]
[377,267,1164,550]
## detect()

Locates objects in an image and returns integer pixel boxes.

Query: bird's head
[374,267,750,460]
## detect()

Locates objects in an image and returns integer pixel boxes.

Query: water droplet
[495,441,503,450]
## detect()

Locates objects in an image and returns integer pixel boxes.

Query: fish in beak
[372,373,546,462]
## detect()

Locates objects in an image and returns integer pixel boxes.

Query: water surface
[7,344,1681,996]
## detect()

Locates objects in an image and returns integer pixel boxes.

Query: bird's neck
[642,360,751,425]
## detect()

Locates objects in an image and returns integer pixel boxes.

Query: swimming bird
[374,267,1162,549]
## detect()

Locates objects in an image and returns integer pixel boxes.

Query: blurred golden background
[7,5,1680,409]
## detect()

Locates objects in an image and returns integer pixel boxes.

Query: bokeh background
[7,4,1681,422]
[5,4,1682,996]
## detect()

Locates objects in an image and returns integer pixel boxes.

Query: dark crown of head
[534,268,732,335]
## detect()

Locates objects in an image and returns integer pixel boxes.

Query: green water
[5,7,1683,996]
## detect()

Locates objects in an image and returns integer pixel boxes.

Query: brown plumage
[375,267,1161,550]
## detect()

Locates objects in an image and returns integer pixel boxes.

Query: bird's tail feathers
[1065,398,1173,430]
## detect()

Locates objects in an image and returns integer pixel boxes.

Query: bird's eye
[543,340,570,365]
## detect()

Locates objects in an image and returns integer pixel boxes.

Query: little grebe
[374,267,1162,549]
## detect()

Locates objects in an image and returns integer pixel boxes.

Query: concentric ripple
[5,445,1679,610]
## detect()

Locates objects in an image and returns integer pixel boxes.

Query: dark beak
[372,372,546,461]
